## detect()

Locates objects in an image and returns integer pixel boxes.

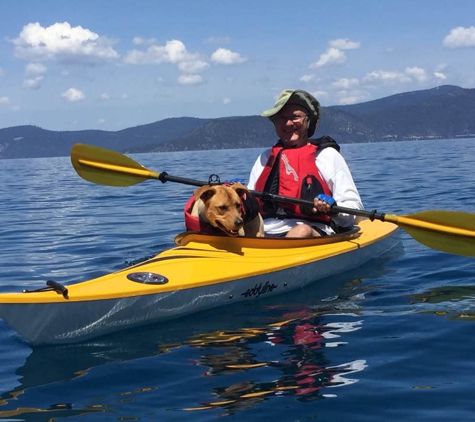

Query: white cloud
[25,62,47,75]
[124,39,196,64]
[100,93,110,101]
[434,71,447,80]
[405,66,427,83]
[310,47,347,68]
[124,39,209,76]
[222,97,231,104]
[23,63,47,89]
[443,26,475,48]
[363,67,434,86]
[132,36,157,46]
[61,87,85,102]
[178,74,203,85]
[121,94,129,100]
[338,96,360,105]
[336,90,369,105]
[309,38,360,69]
[178,60,209,73]
[23,75,44,89]
[211,48,247,65]
[310,90,328,99]
[364,70,412,84]
[329,38,361,50]
[11,22,119,63]
[300,74,316,83]
[331,78,360,89]
[98,118,106,124]
[0,96,10,105]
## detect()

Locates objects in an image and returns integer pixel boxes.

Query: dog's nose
[234,217,243,227]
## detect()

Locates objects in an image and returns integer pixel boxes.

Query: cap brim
[260,89,295,118]
[260,106,285,117]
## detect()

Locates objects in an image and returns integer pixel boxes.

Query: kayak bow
[0,219,398,344]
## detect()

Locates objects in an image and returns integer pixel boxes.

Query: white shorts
[263,218,335,237]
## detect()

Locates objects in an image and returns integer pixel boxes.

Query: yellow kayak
[0,219,398,344]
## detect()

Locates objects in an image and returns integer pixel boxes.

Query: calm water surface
[0,139,475,421]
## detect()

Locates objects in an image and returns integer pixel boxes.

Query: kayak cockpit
[174,225,361,249]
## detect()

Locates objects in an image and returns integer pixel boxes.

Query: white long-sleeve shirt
[247,146,364,235]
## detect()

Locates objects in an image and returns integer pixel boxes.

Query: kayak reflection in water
[248,89,364,238]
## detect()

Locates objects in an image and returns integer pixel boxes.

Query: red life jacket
[254,141,333,223]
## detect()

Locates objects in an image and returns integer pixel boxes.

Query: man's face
[272,104,309,148]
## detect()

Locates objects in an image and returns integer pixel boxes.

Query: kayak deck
[0,220,397,304]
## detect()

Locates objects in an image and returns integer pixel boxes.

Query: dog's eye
[219,205,227,211]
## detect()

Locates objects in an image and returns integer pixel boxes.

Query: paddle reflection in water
[184,310,366,413]
[409,281,475,320]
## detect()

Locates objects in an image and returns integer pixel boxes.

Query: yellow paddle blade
[384,211,475,257]
[71,143,160,187]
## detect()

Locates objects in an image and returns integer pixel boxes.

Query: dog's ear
[194,185,216,202]
[230,182,249,198]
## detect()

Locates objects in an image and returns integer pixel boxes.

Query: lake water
[1,139,475,421]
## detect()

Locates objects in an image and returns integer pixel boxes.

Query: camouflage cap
[261,89,321,136]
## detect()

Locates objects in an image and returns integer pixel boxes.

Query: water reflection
[184,311,366,413]
[409,284,475,320]
[0,301,366,419]
[0,404,99,421]
[0,247,401,420]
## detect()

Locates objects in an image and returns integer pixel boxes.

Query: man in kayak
[247,89,363,237]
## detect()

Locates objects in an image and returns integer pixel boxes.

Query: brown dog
[191,183,264,237]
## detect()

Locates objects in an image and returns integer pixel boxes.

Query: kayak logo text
[241,281,278,298]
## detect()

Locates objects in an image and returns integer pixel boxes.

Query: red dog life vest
[184,196,219,233]
[254,142,333,224]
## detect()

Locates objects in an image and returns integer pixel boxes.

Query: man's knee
[286,224,318,238]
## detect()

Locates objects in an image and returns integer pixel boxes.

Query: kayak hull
[0,220,399,344]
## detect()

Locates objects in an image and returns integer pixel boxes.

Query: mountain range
[1,84,475,159]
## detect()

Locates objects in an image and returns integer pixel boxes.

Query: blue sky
[1,0,475,131]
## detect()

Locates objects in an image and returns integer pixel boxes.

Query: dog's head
[194,183,250,236]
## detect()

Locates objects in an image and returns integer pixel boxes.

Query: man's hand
[313,194,336,213]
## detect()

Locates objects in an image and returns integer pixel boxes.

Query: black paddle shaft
[158,172,387,222]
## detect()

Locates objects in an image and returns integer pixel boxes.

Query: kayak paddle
[71,143,475,258]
